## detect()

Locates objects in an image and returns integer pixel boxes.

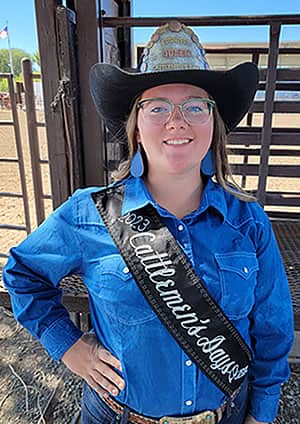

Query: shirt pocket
[95,254,156,326]
[215,252,259,320]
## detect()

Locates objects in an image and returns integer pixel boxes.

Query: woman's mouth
[164,139,192,145]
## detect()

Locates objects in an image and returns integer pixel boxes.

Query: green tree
[0,79,8,92]
[32,50,40,70]
[0,48,32,76]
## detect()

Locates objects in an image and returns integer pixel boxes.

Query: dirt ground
[0,307,82,424]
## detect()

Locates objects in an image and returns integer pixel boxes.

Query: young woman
[3,21,293,424]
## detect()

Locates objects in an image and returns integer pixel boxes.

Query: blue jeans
[81,381,249,424]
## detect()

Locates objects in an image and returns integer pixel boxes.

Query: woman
[3,22,293,424]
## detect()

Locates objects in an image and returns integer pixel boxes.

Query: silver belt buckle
[159,411,215,424]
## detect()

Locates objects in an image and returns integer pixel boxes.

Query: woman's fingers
[92,361,125,392]
[97,345,122,372]
[86,374,110,398]
[62,333,125,397]
[88,371,120,396]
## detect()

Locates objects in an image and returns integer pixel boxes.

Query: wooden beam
[56,6,84,191]
[260,68,300,81]
[22,58,45,225]
[74,0,105,186]
[101,15,300,27]
[257,23,281,205]
[265,194,300,207]
[229,130,300,146]
[206,47,300,55]
[229,148,300,156]
[258,83,300,91]
[250,101,300,113]
[118,0,131,68]
[34,0,70,208]
[232,164,300,177]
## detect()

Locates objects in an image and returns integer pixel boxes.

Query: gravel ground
[0,307,82,424]
[0,307,299,424]
[274,366,300,424]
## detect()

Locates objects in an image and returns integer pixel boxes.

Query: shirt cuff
[40,316,83,361]
[249,388,280,423]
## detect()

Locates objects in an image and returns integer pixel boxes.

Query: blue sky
[0,0,299,55]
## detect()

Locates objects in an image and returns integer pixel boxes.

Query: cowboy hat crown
[89,21,259,135]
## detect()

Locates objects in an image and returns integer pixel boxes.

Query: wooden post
[22,58,45,225]
[74,0,105,186]
[118,0,132,68]
[241,52,260,190]
[56,6,84,191]
[34,0,71,208]
[246,52,260,128]
[257,23,281,206]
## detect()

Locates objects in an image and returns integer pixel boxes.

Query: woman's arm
[247,211,294,422]
[3,193,84,360]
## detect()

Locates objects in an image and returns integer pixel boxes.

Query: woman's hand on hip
[244,415,269,424]
[61,333,125,397]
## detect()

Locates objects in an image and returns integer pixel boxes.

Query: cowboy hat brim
[89,62,259,136]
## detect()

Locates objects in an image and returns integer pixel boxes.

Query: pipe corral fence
[0,2,299,360]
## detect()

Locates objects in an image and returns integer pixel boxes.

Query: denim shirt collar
[121,177,151,216]
[121,176,228,222]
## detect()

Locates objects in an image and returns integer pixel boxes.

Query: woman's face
[136,83,214,178]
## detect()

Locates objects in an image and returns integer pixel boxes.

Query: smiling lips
[164,139,192,145]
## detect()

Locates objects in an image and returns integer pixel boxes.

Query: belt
[101,395,227,424]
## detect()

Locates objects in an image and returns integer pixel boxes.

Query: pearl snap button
[185,400,193,406]
[243,267,249,274]
[178,224,184,231]
[185,360,192,366]
[123,267,130,274]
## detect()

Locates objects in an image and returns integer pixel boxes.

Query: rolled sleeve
[250,389,281,423]
[40,316,83,361]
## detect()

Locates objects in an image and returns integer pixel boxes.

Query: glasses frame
[137,97,216,125]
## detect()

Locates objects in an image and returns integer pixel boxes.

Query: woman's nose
[165,105,188,128]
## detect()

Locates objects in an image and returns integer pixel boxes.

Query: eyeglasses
[137,97,216,125]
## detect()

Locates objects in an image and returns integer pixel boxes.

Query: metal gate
[0,73,31,265]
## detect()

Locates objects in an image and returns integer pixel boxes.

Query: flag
[0,26,8,40]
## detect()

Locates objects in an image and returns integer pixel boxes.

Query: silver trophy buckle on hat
[139,21,210,73]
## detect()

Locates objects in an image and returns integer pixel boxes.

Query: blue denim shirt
[3,176,294,422]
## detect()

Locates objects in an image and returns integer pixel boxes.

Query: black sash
[92,185,252,397]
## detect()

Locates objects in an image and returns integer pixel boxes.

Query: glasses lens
[140,99,172,124]
[182,99,213,124]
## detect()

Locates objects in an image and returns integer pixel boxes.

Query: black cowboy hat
[89,22,259,136]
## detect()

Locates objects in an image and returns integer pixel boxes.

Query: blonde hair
[112,96,255,202]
